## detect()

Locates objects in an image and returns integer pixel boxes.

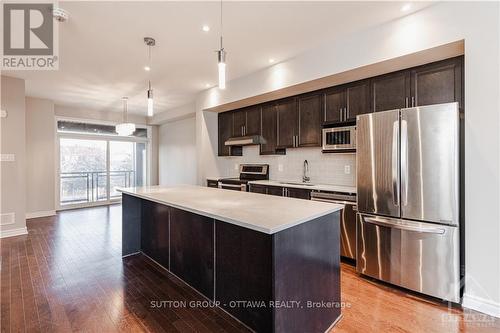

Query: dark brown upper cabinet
[324,79,370,123]
[245,106,261,136]
[232,109,246,137]
[298,93,322,147]
[260,104,279,155]
[218,111,242,157]
[372,70,411,112]
[324,87,345,123]
[232,106,262,137]
[410,57,463,108]
[345,80,371,121]
[276,98,298,149]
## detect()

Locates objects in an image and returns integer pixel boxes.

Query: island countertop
[118,185,343,234]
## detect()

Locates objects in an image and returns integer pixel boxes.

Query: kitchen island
[119,185,343,333]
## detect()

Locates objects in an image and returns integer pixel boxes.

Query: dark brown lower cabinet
[170,207,214,299]
[286,187,311,200]
[140,200,169,268]
[216,222,273,332]
[267,186,284,196]
[249,184,268,194]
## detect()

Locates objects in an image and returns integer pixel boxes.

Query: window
[57,120,150,208]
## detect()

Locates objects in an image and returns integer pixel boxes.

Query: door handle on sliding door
[401,119,409,206]
[392,121,400,207]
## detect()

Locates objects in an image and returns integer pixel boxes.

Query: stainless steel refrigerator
[356,102,460,302]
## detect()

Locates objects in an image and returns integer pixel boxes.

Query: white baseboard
[26,210,56,219]
[0,227,28,239]
[463,293,500,318]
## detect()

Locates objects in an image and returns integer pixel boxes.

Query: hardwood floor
[1,205,498,332]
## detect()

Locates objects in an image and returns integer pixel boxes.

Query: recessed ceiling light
[202,25,210,32]
[144,65,151,71]
[269,58,275,64]
[401,3,412,12]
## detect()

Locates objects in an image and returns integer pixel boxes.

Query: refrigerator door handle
[363,217,446,234]
[392,121,400,207]
[401,119,409,206]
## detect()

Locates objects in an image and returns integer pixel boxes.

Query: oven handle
[363,217,445,234]
[218,183,245,189]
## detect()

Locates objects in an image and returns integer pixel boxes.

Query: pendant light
[217,0,226,89]
[116,97,136,136]
[144,37,156,116]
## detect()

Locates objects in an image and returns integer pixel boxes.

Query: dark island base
[122,193,341,333]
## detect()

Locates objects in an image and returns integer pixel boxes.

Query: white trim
[58,200,121,211]
[0,227,28,239]
[26,210,56,219]
[462,293,500,318]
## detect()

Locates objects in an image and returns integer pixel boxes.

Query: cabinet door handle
[339,108,343,122]
[345,107,348,120]
[411,96,415,107]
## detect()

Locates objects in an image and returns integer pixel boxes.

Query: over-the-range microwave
[322,125,356,152]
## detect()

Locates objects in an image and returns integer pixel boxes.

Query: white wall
[25,97,56,217]
[159,116,197,186]
[194,2,500,317]
[54,104,148,125]
[0,76,27,237]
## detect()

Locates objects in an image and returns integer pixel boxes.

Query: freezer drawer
[356,214,460,302]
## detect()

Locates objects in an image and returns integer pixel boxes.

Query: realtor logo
[2,2,58,70]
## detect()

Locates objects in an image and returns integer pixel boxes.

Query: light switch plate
[344,165,351,174]
[234,163,238,170]
[0,154,15,162]
[0,109,7,118]
[278,164,283,172]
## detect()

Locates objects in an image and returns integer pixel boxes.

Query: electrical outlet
[0,109,7,118]
[344,165,351,174]
[278,164,283,172]
[234,164,239,170]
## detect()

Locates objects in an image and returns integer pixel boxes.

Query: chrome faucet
[303,160,310,183]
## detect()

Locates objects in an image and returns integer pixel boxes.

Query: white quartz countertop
[248,180,357,194]
[118,185,343,234]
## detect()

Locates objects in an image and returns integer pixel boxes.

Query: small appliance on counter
[311,190,357,260]
[218,164,269,191]
[356,102,461,303]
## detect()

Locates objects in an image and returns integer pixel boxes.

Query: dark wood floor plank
[0,205,497,333]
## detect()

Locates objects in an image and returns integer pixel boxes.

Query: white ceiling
[6,1,432,115]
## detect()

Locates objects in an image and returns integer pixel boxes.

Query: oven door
[218,182,247,191]
[322,127,356,151]
[356,213,460,302]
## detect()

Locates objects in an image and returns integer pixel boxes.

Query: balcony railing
[60,170,135,205]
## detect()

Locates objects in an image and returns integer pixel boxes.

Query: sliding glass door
[57,121,150,209]
[109,141,147,198]
[60,138,108,205]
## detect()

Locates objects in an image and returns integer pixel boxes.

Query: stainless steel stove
[218,164,269,191]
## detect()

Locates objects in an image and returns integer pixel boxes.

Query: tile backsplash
[217,145,356,187]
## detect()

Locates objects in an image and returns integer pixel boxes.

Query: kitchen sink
[280,182,315,187]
